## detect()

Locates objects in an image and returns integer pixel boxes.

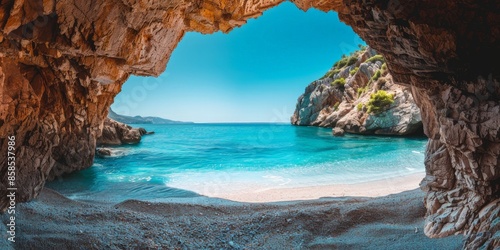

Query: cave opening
[111,2,363,123]
[46,2,428,205]
[1,0,499,248]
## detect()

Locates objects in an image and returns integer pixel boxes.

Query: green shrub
[371,70,381,81]
[367,90,394,114]
[349,67,359,76]
[381,63,387,71]
[322,68,341,79]
[333,102,340,111]
[346,56,358,66]
[366,54,385,64]
[357,103,363,111]
[331,78,346,87]
[357,87,367,96]
[334,54,358,69]
[333,56,348,69]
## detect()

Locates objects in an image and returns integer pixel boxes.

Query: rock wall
[0,0,499,248]
[0,0,284,211]
[291,47,422,136]
[336,1,500,249]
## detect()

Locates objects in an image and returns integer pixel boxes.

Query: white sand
[201,172,426,202]
[1,186,463,249]
[0,170,466,249]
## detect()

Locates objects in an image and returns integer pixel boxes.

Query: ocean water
[47,124,428,203]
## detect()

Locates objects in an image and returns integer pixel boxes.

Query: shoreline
[1,171,466,249]
[1,186,463,249]
[183,172,427,203]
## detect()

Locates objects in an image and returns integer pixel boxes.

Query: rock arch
[0,0,498,248]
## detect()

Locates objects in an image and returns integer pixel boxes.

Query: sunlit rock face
[0,0,498,248]
[291,47,423,135]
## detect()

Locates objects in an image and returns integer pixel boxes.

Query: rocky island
[0,0,498,249]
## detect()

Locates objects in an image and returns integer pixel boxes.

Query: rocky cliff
[292,47,422,136]
[0,0,498,248]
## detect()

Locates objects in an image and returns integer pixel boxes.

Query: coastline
[1,186,463,249]
[1,169,465,249]
[181,172,427,203]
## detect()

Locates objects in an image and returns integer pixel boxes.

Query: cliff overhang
[0,1,499,248]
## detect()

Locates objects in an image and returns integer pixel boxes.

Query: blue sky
[111,2,364,123]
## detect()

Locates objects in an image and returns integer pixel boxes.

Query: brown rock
[96,148,112,157]
[0,0,498,248]
[138,128,148,136]
[332,127,344,136]
[97,118,143,146]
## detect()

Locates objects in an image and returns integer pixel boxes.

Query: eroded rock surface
[97,118,145,146]
[337,2,500,249]
[0,0,285,210]
[291,47,423,135]
[0,0,499,248]
[96,148,112,157]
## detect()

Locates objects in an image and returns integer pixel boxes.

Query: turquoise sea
[47,124,427,203]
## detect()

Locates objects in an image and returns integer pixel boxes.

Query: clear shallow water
[47,124,428,203]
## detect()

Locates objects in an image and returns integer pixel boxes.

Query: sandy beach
[204,172,427,203]
[0,175,464,249]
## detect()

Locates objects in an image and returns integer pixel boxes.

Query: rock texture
[338,2,500,248]
[0,0,499,248]
[97,118,146,146]
[0,0,285,212]
[96,148,112,157]
[291,47,423,135]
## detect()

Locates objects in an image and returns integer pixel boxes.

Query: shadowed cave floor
[0,188,463,249]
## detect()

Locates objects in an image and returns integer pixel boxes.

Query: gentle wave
[47,124,428,202]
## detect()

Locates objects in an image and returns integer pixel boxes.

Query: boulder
[332,127,345,136]
[96,148,112,157]
[97,118,144,146]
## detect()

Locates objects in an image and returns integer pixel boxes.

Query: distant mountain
[108,109,192,124]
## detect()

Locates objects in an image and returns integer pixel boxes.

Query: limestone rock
[292,48,423,136]
[0,0,498,248]
[97,118,144,146]
[332,127,344,136]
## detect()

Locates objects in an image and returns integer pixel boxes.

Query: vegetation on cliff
[331,78,346,87]
[366,90,394,114]
[291,47,422,136]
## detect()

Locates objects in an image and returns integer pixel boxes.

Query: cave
[0,0,499,248]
